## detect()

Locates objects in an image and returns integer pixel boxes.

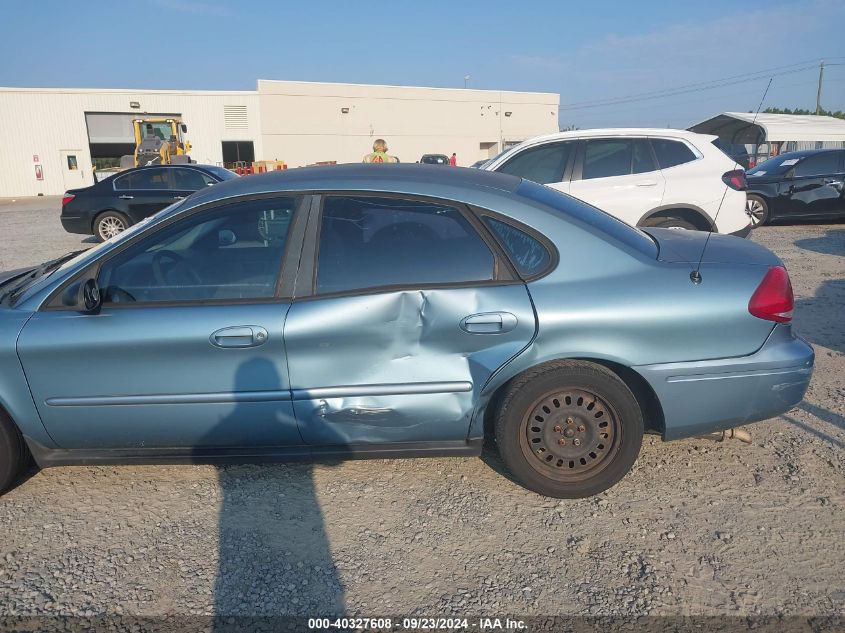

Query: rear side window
[316,196,494,294]
[483,217,551,277]
[581,139,655,180]
[172,168,214,190]
[651,139,697,169]
[497,142,574,184]
[114,169,171,191]
[793,152,840,177]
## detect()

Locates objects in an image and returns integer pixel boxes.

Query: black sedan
[61,164,238,241]
[746,149,845,226]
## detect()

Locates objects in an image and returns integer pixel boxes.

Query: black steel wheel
[521,389,621,481]
[495,361,643,498]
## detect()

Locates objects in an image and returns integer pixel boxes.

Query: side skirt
[25,437,484,468]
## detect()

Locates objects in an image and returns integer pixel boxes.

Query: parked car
[745,149,845,226]
[482,128,751,236]
[0,165,812,498]
[61,164,238,242]
[419,154,450,165]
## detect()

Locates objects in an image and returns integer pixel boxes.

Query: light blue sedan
[0,165,814,498]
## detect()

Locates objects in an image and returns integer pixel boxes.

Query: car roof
[516,127,715,145]
[764,148,842,160]
[181,164,522,209]
[121,164,220,173]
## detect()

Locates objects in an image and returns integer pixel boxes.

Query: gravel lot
[0,197,843,622]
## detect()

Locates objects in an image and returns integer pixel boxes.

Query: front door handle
[636,180,658,187]
[209,326,268,348]
[172,195,186,200]
[823,178,843,187]
[460,312,518,334]
[118,195,134,199]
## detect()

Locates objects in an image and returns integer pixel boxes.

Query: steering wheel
[151,250,203,294]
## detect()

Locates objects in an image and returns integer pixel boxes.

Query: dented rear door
[284,286,535,445]
[283,193,536,446]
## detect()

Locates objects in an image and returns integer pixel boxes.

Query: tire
[746,195,769,227]
[642,216,698,230]
[0,412,28,495]
[494,361,644,498]
[94,211,131,242]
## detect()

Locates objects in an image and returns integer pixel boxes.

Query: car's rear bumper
[60,214,90,235]
[634,324,814,440]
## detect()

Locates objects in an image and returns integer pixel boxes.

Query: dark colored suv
[61,164,238,241]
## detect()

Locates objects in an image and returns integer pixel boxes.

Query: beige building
[0,80,560,197]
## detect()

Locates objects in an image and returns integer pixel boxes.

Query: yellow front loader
[119,118,193,168]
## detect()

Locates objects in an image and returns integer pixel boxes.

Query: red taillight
[748,266,793,323]
[722,169,747,191]
[61,193,75,206]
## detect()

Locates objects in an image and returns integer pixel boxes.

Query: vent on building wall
[223,105,248,130]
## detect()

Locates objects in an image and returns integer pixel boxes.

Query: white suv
[483,129,751,236]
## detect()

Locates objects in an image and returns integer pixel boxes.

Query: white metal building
[689,112,845,159]
[0,80,560,197]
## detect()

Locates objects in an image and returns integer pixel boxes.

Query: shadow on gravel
[206,360,345,626]
[793,228,845,256]
[794,279,845,353]
[782,412,845,451]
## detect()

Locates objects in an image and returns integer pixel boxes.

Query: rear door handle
[823,179,843,187]
[209,326,268,348]
[118,195,134,199]
[460,312,518,334]
[172,195,186,200]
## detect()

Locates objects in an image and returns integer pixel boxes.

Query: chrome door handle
[823,179,843,187]
[119,195,134,199]
[460,312,518,334]
[172,195,186,200]
[209,326,268,348]
[636,180,658,187]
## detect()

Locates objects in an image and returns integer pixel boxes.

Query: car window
[651,139,698,169]
[98,197,298,304]
[316,196,494,295]
[113,169,171,191]
[497,142,573,184]
[582,139,638,180]
[202,165,239,181]
[172,168,214,190]
[483,217,551,277]
[793,152,840,177]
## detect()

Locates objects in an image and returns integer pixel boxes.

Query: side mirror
[181,123,188,133]
[218,229,237,246]
[61,277,102,312]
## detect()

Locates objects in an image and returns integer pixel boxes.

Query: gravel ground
[0,197,843,621]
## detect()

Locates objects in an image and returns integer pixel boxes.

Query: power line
[559,57,845,111]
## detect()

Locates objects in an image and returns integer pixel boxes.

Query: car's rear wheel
[495,361,643,498]
[94,211,130,242]
[0,412,28,494]
[746,195,769,227]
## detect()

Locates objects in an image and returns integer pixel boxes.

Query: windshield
[516,179,657,257]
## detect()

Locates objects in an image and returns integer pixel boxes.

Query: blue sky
[1,0,843,129]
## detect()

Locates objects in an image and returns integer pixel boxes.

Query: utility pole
[816,60,825,115]
[464,75,470,89]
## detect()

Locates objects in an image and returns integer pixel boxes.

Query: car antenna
[690,77,773,285]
